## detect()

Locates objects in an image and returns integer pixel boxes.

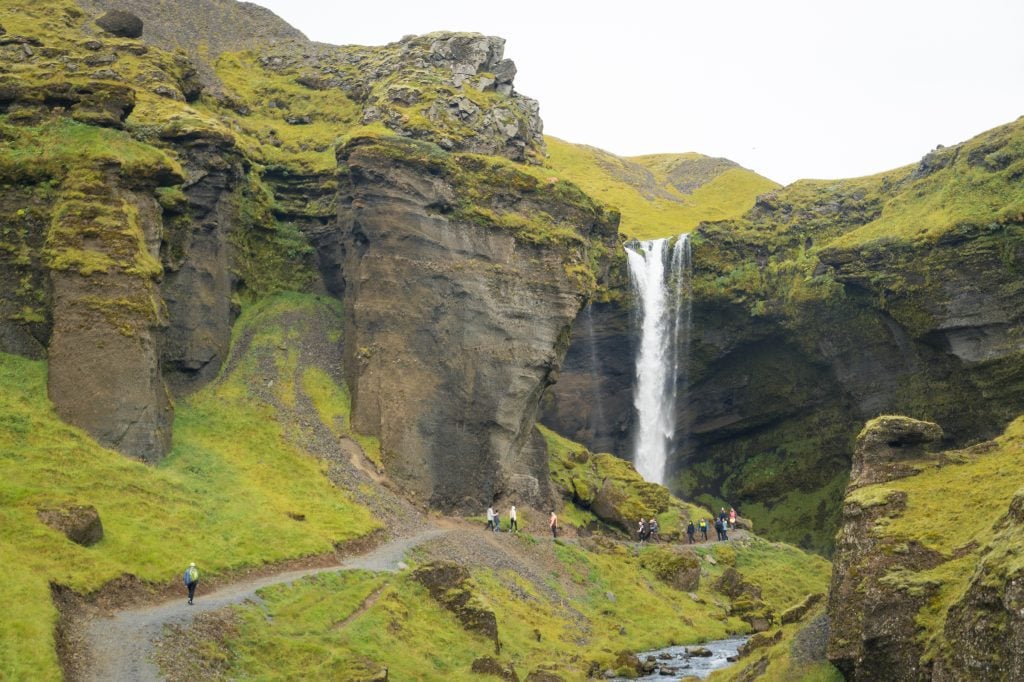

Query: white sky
[250,0,1024,185]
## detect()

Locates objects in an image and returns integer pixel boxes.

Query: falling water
[625,234,692,484]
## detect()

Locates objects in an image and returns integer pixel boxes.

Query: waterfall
[625,234,692,484]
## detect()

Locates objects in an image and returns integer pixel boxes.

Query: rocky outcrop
[412,562,500,652]
[826,417,947,681]
[37,504,104,546]
[848,416,943,489]
[337,135,616,511]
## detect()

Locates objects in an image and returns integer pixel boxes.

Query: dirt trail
[77,527,450,682]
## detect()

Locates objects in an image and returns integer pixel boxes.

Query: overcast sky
[250,0,1024,185]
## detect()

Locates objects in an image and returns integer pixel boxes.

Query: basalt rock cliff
[0,0,615,510]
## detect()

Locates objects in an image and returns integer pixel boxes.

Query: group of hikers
[685,507,737,544]
[486,505,560,538]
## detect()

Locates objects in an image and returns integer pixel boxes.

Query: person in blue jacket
[184,562,200,605]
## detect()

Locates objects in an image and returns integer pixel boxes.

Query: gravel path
[79,527,450,682]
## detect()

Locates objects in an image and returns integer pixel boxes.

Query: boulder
[95,10,143,39]
[471,656,519,681]
[37,505,103,546]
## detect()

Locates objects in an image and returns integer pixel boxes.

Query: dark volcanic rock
[37,505,104,546]
[95,10,143,39]
[336,136,616,512]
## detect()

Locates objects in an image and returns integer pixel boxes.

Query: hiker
[698,518,708,542]
[486,506,496,531]
[637,518,647,542]
[509,504,518,532]
[714,517,723,541]
[686,520,696,544]
[721,520,729,541]
[729,507,737,529]
[183,562,199,605]
[549,510,558,538]
[719,507,728,526]
[648,517,659,542]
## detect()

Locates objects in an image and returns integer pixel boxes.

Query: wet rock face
[540,300,635,456]
[337,138,616,512]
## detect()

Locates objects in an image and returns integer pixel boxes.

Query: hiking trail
[76,527,450,682]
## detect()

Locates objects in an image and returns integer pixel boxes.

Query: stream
[613,635,749,680]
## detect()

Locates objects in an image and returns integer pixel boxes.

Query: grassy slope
[544,136,780,240]
[846,416,1024,665]
[0,294,378,679]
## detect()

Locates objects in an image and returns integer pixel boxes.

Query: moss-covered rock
[827,415,1024,680]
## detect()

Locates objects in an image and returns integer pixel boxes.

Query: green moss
[229,171,316,300]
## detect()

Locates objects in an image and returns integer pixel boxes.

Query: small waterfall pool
[612,635,749,680]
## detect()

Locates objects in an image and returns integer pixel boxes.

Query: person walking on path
[699,518,708,542]
[648,517,659,542]
[687,520,696,544]
[487,506,496,532]
[509,504,518,533]
[183,562,199,605]
[549,510,558,538]
[729,507,737,530]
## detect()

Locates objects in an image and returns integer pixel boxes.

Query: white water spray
[625,234,692,484]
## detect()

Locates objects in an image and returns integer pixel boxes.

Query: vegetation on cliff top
[544,136,780,240]
[0,294,378,679]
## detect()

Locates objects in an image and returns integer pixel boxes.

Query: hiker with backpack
[183,562,199,605]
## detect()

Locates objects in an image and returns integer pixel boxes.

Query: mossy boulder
[638,546,700,591]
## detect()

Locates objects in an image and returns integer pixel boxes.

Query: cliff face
[544,119,1024,553]
[337,135,617,510]
[0,0,612,500]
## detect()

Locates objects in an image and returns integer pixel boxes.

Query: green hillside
[544,136,780,239]
[0,294,379,678]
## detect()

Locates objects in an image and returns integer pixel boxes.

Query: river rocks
[37,504,104,546]
[337,135,616,512]
[95,10,143,39]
